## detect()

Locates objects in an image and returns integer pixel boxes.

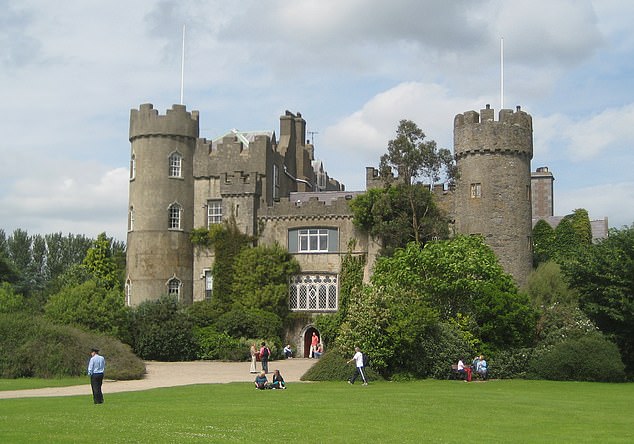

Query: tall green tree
[562,224,634,374]
[377,119,455,245]
[532,219,556,266]
[82,232,121,290]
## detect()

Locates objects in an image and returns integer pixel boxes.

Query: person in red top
[310,332,319,358]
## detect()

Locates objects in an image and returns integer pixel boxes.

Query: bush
[419,323,474,379]
[489,348,537,379]
[215,308,282,341]
[130,296,198,361]
[195,327,249,361]
[0,313,145,379]
[301,347,382,382]
[530,334,626,382]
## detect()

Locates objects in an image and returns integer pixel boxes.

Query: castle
[126,103,536,356]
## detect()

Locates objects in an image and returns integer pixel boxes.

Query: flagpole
[180,24,185,105]
[500,37,504,110]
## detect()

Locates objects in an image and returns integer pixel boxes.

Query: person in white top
[346,346,368,385]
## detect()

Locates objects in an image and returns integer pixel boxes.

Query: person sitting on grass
[254,371,269,390]
[271,369,286,389]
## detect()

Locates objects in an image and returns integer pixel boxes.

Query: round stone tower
[453,105,533,286]
[126,104,199,305]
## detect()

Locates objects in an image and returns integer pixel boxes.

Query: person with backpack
[347,346,368,386]
[259,342,271,374]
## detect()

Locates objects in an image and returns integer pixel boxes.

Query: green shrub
[130,296,198,361]
[195,327,248,361]
[0,313,145,379]
[301,347,382,382]
[215,308,282,341]
[530,334,626,382]
[489,348,537,379]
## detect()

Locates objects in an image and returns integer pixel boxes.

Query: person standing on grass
[347,346,368,386]
[87,348,105,404]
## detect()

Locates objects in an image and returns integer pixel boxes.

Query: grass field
[1,379,632,443]
[0,376,85,391]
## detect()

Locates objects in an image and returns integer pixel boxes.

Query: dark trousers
[261,358,269,373]
[350,366,368,384]
[91,373,104,404]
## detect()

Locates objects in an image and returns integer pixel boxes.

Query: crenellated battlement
[129,103,199,141]
[259,195,354,220]
[454,104,533,160]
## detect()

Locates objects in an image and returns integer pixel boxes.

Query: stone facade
[126,102,546,352]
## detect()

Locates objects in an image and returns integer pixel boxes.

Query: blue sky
[1,0,633,242]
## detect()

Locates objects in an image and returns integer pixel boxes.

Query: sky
[1,0,633,242]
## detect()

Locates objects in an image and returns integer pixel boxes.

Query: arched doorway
[303,326,320,358]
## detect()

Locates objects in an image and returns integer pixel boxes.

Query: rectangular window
[298,228,329,252]
[273,164,280,200]
[207,200,222,226]
[169,205,181,229]
[470,183,482,199]
[169,153,182,177]
[204,269,213,300]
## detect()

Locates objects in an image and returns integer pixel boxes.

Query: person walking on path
[87,348,106,404]
[347,347,368,386]
[250,343,258,373]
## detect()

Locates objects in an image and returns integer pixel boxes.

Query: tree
[532,219,555,266]
[562,224,634,374]
[370,236,536,351]
[230,243,300,318]
[526,261,578,307]
[44,278,128,338]
[350,183,448,255]
[82,232,121,290]
[377,119,455,244]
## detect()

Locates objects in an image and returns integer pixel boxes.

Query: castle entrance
[303,326,320,358]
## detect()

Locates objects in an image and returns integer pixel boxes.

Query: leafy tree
[551,209,593,264]
[230,243,300,318]
[376,120,455,245]
[0,282,24,313]
[82,232,121,290]
[350,183,448,255]
[532,219,555,266]
[215,308,283,340]
[371,237,536,351]
[526,261,578,307]
[562,224,634,374]
[44,278,128,337]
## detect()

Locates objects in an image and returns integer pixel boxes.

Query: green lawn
[0,376,85,391]
[1,379,632,443]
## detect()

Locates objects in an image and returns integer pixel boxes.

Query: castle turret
[453,105,533,286]
[126,104,199,305]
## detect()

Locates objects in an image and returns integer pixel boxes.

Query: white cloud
[557,182,634,228]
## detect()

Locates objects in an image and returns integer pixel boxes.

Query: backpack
[261,347,270,359]
[362,353,369,367]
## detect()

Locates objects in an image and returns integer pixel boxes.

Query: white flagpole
[180,24,186,105]
[500,37,504,110]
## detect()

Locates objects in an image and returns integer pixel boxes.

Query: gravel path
[0,358,316,399]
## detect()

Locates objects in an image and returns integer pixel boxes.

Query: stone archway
[302,325,320,358]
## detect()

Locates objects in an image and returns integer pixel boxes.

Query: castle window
[273,164,280,200]
[168,152,182,178]
[289,274,338,312]
[207,200,222,225]
[167,277,181,300]
[124,280,132,306]
[168,203,182,230]
[288,228,338,253]
[204,269,213,300]
[128,206,135,231]
[130,154,136,180]
[470,183,482,199]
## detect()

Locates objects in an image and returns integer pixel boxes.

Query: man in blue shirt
[87,348,106,404]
